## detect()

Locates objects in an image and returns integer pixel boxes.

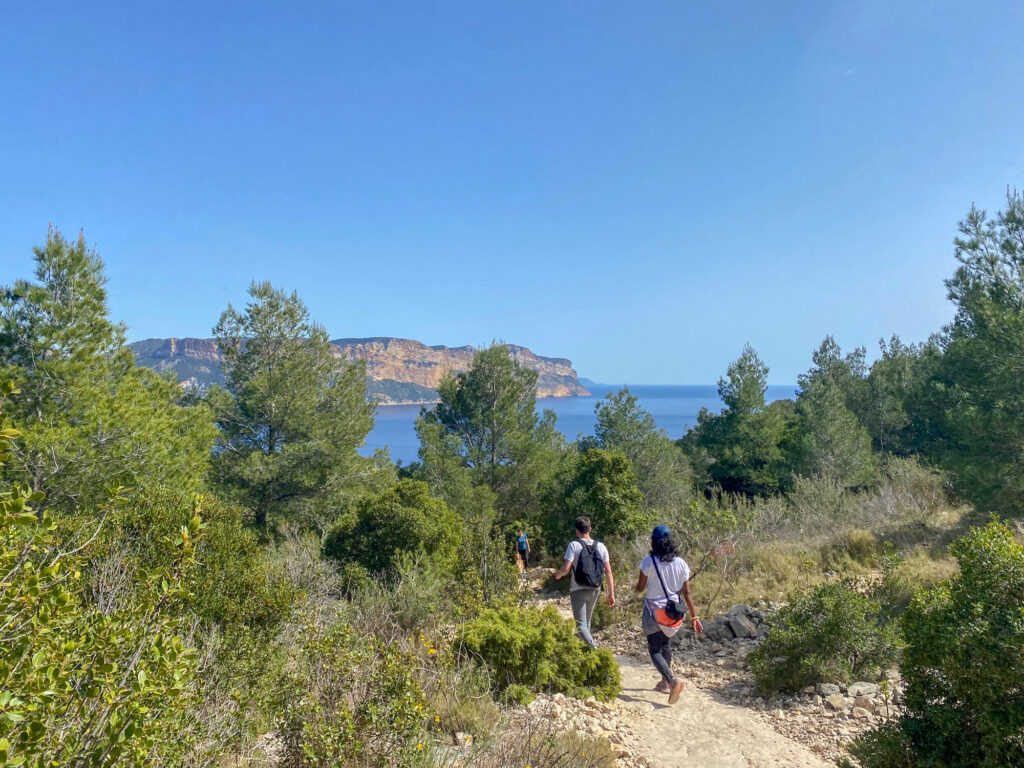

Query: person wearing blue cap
[634,524,703,704]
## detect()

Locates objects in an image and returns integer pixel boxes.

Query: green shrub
[323,479,463,577]
[101,488,295,629]
[543,448,648,547]
[277,611,427,768]
[845,520,1024,768]
[750,581,900,694]
[349,551,448,633]
[0,382,207,767]
[452,519,520,611]
[457,605,621,703]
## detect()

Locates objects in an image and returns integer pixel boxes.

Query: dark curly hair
[651,534,680,563]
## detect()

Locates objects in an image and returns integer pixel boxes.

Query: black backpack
[573,540,604,588]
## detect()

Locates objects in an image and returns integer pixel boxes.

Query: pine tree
[797,378,876,487]
[208,281,375,530]
[593,387,693,511]
[934,189,1024,515]
[0,228,215,512]
[681,344,793,495]
[417,344,565,523]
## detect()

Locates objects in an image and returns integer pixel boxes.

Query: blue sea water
[361,384,797,466]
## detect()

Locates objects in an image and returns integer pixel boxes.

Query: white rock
[826,694,847,711]
[848,682,879,698]
[853,696,875,713]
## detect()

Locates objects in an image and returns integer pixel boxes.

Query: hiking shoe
[654,680,671,694]
[668,680,685,705]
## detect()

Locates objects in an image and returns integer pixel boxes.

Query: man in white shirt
[554,516,615,648]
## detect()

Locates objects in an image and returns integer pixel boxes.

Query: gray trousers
[570,587,601,648]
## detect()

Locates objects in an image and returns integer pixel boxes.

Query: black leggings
[646,630,675,685]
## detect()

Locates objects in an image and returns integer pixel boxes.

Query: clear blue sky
[1,1,1021,384]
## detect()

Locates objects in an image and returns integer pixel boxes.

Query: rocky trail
[614,654,830,768]
[523,569,901,768]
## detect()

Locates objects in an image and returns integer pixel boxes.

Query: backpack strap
[650,556,680,603]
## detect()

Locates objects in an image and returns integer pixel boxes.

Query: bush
[0,382,208,767]
[457,605,621,703]
[277,610,427,768]
[845,520,1024,768]
[750,581,900,694]
[820,528,882,570]
[543,448,647,547]
[100,488,294,629]
[323,479,464,577]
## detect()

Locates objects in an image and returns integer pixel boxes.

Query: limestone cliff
[330,338,590,400]
[129,336,590,404]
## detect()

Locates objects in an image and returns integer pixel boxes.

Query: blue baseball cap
[651,524,672,540]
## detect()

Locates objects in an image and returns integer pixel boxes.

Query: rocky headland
[128,336,590,404]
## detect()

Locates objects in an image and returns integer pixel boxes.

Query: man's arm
[604,560,616,606]
[681,579,703,634]
[554,559,573,579]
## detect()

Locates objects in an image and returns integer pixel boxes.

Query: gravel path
[615,654,832,768]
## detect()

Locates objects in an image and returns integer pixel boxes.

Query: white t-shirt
[564,539,610,592]
[640,555,690,609]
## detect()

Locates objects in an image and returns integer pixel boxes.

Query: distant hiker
[515,529,531,568]
[635,524,703,705]
[554,516,615,648]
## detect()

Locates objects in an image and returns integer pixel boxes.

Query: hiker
[515,529,531,568]
[635,524,703,704]
[554,516,615,648]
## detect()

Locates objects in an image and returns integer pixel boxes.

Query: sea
[361,383,797,466]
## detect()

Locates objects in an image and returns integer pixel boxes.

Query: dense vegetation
[0,188,1022,766]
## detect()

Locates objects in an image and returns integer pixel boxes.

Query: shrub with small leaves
[457,605,621,703]
[277,610,427,768]
[323,479,464,578]
[845,520,1024,768]
[0,379,205,768]
[750,580,901,694]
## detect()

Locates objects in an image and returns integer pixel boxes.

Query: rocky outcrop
[330,338,590,400]
[128,336,590,403]
[129,338,226,388]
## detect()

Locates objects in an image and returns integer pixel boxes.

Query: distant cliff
[129,337,590,404]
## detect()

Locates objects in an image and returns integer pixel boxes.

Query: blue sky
[1,1,1021,384]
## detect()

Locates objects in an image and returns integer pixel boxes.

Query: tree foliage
[209,281,375,530]
[416,344,566,523]
[798,337,870,422]
[592,388,693,512]
[0,228,215,514]
[847,520,1024,767]
[0,381,206,767]
[322,479,463,579]
[682,345,794,495]
[544,448,645,544]
[930,189,1024,515]
[797,378,876,487]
